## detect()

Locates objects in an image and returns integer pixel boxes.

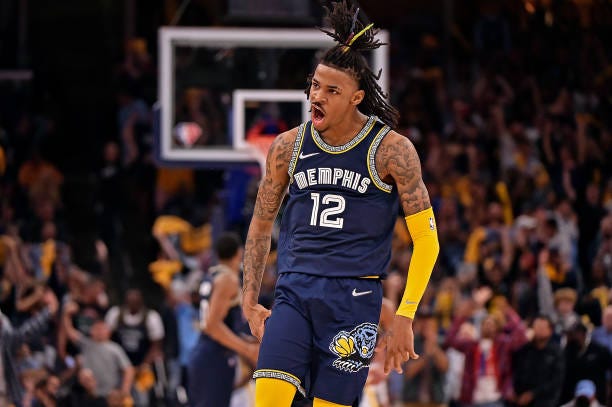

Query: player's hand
[383,315,418,375]
[242,302,271,343]
[243,342,260,367]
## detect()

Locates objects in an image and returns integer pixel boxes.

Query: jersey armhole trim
[253,369,307,397]
[288,123,306,180]
[367,125,393,193]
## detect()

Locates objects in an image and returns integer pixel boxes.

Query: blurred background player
[187,232,259,407]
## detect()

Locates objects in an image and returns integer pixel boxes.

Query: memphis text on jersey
[292,167,371,194]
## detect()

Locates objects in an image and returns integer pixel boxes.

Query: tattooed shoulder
[375,130,431,216]
[252,128,298,222]
[265,127,298,175]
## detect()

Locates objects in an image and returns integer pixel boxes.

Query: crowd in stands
[0,1,612,406]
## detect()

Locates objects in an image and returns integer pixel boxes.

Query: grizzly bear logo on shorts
[329,322,378,373]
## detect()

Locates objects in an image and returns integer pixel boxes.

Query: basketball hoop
[245,133,275,174]
[157,28,389,167]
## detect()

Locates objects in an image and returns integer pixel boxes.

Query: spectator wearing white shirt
[105,288,165,368]
[105,288,165,405]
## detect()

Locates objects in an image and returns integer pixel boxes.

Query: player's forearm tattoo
[243,235,271,298]
[377,135,430,215]
[253,177,286,221]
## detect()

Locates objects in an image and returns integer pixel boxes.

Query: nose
[310,88,324,103]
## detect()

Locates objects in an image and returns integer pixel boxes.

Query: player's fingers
[383,347,393,374]
[393,354,403,374]
[385,347,401,374]
[402,342,418,360]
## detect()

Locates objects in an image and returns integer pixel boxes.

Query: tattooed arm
[376,131,439,374]
[242,128,296,341]
[376,131,431,215]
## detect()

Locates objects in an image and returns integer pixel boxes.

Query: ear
[351,89,365,106]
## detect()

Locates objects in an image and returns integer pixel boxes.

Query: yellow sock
[255,377,296,407]
[313,398,351,407]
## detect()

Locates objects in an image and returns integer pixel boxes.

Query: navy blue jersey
[198,265,244,347]
[277,116,399,278]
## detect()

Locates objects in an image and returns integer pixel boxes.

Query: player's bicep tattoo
[252,134,293,222]
[377,134,431,216]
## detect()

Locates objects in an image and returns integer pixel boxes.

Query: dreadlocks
[306,0,399,128]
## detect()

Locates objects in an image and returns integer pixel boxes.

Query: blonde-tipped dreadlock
[306,0,399,128]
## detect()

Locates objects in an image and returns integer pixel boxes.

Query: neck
[320,111,368,145]
[219,260,239,274]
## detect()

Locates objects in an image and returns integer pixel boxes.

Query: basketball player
[243,2,440,406]
[187,232,259,407]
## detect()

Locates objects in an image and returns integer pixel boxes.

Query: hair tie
[342,22,375,53]
[348,23,374,46]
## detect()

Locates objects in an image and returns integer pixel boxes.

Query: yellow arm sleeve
[396,207,440,319]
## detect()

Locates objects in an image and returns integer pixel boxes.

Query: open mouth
[311,104,325,125]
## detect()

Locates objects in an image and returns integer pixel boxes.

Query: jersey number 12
[310,193,345,229]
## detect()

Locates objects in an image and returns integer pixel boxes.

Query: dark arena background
[0,1,611,406]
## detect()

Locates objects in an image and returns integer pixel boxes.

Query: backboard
[157,27,389,169]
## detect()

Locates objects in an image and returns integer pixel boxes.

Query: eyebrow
[312,78,341,91]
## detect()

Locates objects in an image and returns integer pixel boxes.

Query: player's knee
[313,398,351,407]
[254,377,296,407]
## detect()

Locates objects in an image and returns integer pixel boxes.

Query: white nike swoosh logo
[352,289,372,297]
[299,152,319,159]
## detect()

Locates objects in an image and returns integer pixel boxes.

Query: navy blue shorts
[187,337,236,407]
[255,272,382,405]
